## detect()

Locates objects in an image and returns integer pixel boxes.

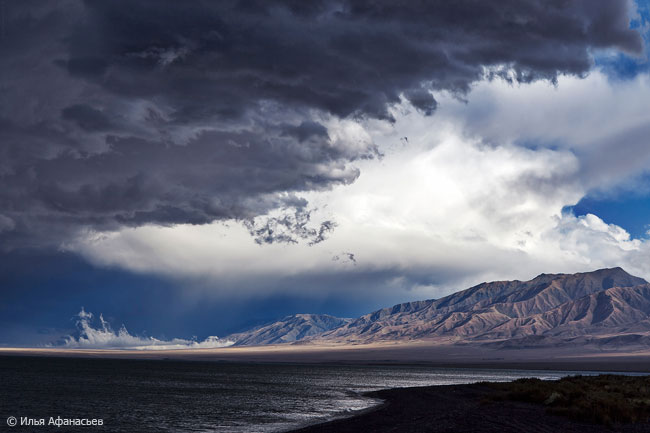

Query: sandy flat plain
[2,341,650,372]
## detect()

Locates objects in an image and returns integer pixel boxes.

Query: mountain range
[226,314,352,346]
[226,268,650,348]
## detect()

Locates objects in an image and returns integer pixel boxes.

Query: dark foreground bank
[290,375,650,433]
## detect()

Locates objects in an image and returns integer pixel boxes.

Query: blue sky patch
[566,193,650,239]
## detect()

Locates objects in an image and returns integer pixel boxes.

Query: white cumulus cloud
[64,72,650,301]
[61,308,234,350]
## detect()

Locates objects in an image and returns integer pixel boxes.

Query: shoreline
[286,381,650,433]
[288,398,389,433]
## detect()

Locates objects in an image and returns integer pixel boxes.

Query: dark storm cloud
[280,121,330,143]
[61,104,113,131]
[67,0,642,119]
[0,0,643,247]
[1,124,367,246]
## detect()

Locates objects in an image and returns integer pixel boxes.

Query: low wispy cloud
[60,308,234,350]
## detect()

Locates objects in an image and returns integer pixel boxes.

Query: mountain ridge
[226,313,352,346]
[226,268,650,348]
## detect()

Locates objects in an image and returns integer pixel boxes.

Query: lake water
[0,356,624,432]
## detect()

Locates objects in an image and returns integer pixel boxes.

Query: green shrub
[486,375,650,426]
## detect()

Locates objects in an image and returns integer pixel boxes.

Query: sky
[1,0,650,347]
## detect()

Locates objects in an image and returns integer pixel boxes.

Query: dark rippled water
[0,356,605,432]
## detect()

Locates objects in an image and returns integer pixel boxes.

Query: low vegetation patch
[485,375,650,426]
